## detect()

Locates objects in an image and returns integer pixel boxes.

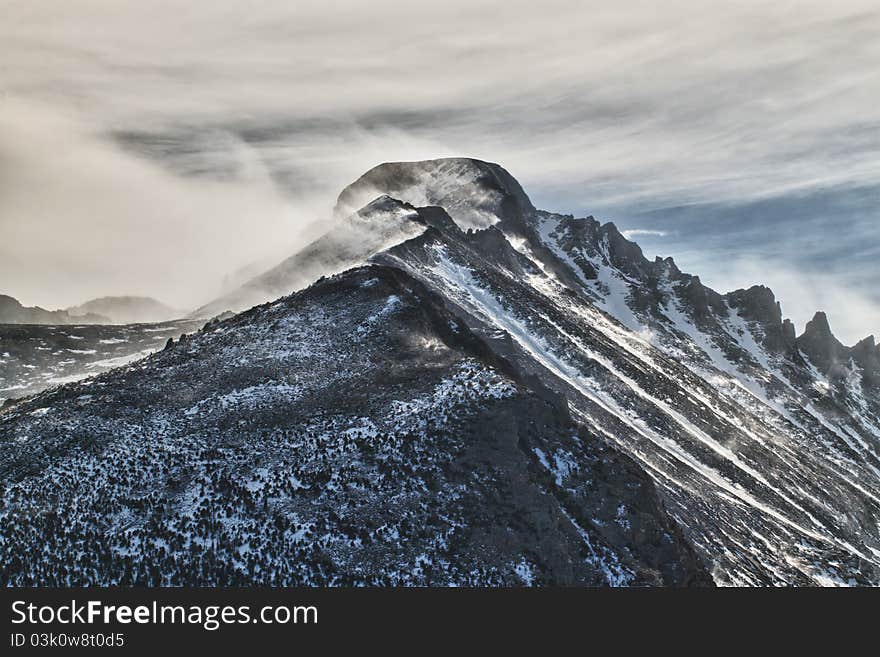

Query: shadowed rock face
[3,157,879,587]
[852,336,880,389]
[798,312,848,375]
[726,286,798,356]
[796,312,879,387]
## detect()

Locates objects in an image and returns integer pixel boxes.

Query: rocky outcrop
[798,311,853,377]
[334,157,536,232]
[852,335,880,389]
[725,286,798,356]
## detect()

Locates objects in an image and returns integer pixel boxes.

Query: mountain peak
[353,195,420,222]
[724,285,797,355]
[335,157,535,231]
[797,310,849,374]
[851,335,880,388]
[805,310,832,335]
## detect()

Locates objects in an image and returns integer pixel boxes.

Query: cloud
[4,1,879,208]
[621,229,668,240]
[0,99,327,310]
[1,0,878,333]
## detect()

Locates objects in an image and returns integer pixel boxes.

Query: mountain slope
[354,159,880,585]
[0,265,708,586]
[380,228,880,584]
[2,157,878,586]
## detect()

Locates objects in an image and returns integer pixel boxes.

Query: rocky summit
[2,158,879,586]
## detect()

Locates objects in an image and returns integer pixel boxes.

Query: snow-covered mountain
[2,158,878,586]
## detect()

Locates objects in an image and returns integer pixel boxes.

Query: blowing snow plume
[0,100,326,313]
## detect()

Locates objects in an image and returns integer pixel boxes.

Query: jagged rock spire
[852,334,880,388]
[798,311,850,376]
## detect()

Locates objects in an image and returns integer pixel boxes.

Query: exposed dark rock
[726,286,798,355]
[852,335,880,388]
[798,311,850,376]
[334,157,536,232]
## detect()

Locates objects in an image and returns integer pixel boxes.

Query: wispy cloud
[0,99,328,309]
[621,229,668,240]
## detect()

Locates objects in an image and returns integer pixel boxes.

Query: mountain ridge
[0,263,710,586]
[2,157,878,586]
[205,158,876,358]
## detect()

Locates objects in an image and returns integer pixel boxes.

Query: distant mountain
[0,294,181,326]
[67,296,182,324]
[2,158,878,586]
[0,294,107,324]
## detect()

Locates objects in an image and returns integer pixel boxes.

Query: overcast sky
[2,1,878,342]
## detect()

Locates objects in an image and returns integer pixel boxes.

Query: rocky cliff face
[2,158,878,586]
[797,311,880,389]
[334,158,536,231]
